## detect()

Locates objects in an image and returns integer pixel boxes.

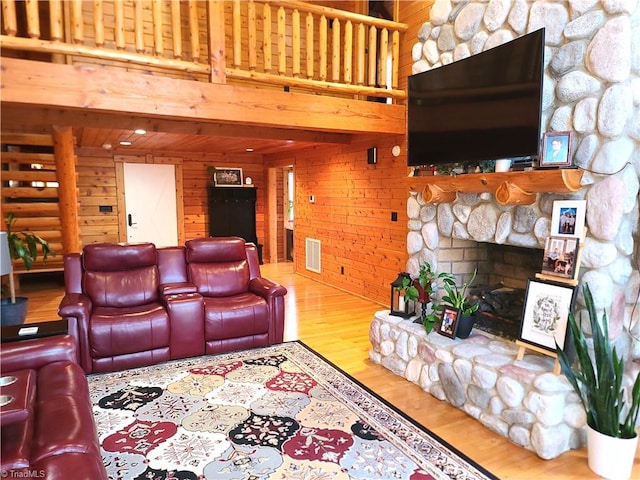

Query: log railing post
[368,25,377,86]
[277,6,286,75]
[152,0,163,56]
[263,4,272,73]
[188,0,200,62]
[305,12,314,79]
[248,0,257,70]
[2,0,17,36]
[133,0,144,53]
[171,0,183,60]
[343,20,352,84]
[292,9,300,77]
[93,0,104,47]
[319,15,327,81]
[25,0,40,39]
[49,0,63,42]
[52,126,81,255]
[331,18,340,82]
[232,0,241,68]
[207,0,226,83]
[114,0,125,49]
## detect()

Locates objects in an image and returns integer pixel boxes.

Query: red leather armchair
[58,242,203,374]
[185,237,287,354]
[0,333,107,479]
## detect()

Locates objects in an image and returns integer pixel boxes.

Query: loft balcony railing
[0,0,407,100]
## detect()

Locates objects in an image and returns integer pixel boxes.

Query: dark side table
[1,319,68,343]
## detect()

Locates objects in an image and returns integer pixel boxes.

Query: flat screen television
[408,29,545,167]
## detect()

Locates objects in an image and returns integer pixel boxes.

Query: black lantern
[390,272,414,318]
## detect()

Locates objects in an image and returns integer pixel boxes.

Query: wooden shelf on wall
[407,169,584,205]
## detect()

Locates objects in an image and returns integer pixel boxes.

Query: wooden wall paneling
[266,137,408,305]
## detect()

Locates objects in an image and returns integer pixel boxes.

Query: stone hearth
[369,310,585,459]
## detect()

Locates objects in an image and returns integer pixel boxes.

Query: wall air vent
[305,238,321,273]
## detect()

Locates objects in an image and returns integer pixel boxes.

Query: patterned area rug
[88,341,496,480]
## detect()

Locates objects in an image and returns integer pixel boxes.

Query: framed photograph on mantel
[519,278,576,352]
[213,168,243,187]
[540,131,572,168]
[438,306,460,339]
[550,200,586,239]
[542,236,580,279]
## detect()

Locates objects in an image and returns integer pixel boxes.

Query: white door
[123,163,178,247]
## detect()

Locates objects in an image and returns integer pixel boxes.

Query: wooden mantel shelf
[408,168,584,205]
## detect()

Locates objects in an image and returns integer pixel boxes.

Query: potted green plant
[556,284,640,480]
[1,212,55,326]
[401,262,455,333]
[429,268,479,338]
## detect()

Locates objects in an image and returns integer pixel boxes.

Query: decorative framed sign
[550,200,586,239]
[519,279,576,352]
[540,131,572,168]
[541,236,580,279]
[213,168,243,187]
[438,306,460,339]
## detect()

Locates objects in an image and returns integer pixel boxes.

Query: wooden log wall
[0,133,65,273]
[265,137,408,304]
[72,149,267,250]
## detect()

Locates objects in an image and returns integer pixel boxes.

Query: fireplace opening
[468,243,543,340]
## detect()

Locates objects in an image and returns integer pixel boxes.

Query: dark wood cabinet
[208,186,261,261]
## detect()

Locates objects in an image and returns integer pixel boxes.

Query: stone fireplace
[369,0,639,461]
[406,0,639,371]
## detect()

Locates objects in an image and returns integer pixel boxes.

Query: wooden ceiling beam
[1,58,405,136]
[1,105,353,145]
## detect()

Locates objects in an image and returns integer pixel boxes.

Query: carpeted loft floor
[88,341,497,480]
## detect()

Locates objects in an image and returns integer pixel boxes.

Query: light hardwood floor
[17,263,640,479]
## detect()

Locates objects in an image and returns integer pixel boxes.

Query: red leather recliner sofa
[0,334,108,479]
[58,237,287,374]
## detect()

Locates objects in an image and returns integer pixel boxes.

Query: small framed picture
[519,279,576,352]
[540,132,572,168]
[550,200,586,238]
[438,306,460,339]
[213,168,243,187]
[542,236,580,279]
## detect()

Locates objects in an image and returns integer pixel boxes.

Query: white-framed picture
[519,279,576,352]
[550,200,586,239]
[213,168,243,187]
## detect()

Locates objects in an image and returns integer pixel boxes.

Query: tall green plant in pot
[556,285,640,479]
[1,212,55,326]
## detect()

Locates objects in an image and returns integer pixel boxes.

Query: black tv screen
[408,29,545,167]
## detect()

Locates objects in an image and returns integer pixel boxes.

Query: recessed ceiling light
[119,141,132,146]
[134,129,146,135]
[245,148,254,152]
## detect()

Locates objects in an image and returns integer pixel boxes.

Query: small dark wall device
[367,147,377,164]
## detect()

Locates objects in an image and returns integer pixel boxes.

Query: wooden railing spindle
[392,30,400,89]
[25,0,40,39]
[248,0,257,70]
[188,0,200,62]
[319,15,327,81]
[367,25,377,86]
[133,0,144,53]
[114,0,125,49]
[152,0,163,56]
[343,20,352,84]
[171,0,182,60]
[2,0,17,36]
[292,9,300,77]
[70,0,83,44]
[49,0,63,42]
[305,12,313,79]
[378,27,388,88]
[93,0,104,47]
[263,4,272,73]
[356,23,365,85]
[331,18,340,82]
[232,0,241,68]
[277,6,286,75]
